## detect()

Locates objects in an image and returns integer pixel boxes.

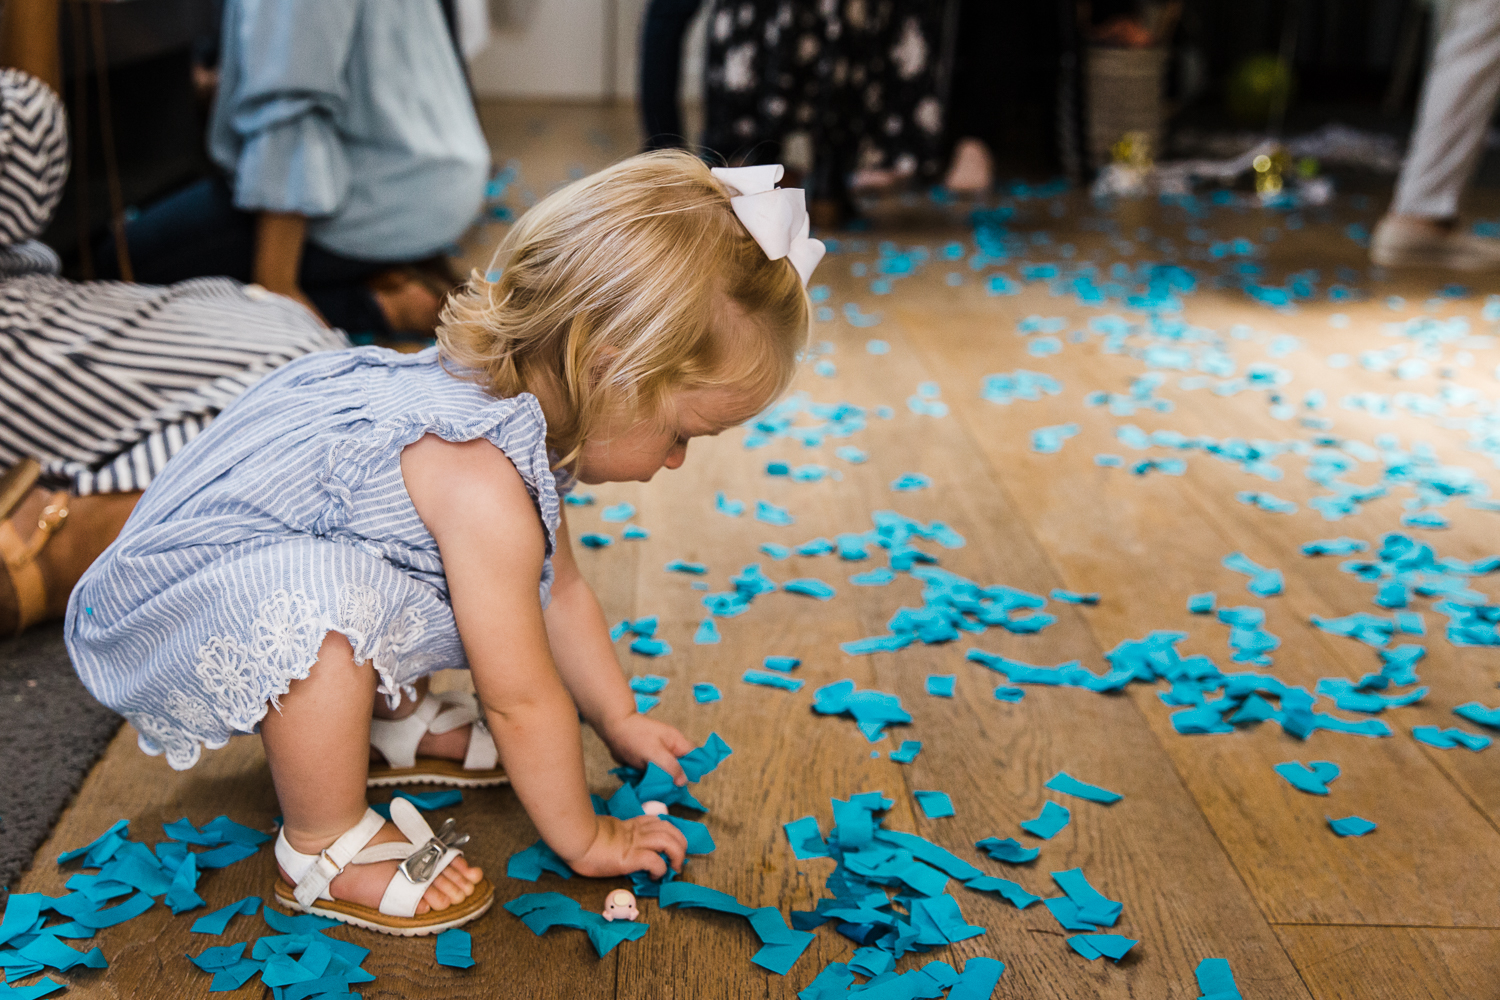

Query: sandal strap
[464,715,498,771]
[370,689,498,772]
[379,797,464,917]
[0,458,40,521]
[278,807,388,909]
[368,695,443,769]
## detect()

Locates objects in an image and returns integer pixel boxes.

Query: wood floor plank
[1275,925,1500,1000]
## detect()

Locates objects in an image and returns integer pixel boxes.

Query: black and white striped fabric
[0,68,69,246]
[1,275,349,494]
[0,69,350,496]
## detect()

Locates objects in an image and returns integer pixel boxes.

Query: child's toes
[420,885,451,912]
[449,856,483,883]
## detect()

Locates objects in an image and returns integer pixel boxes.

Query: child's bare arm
[402,435,686,875]
[545,513,693,783]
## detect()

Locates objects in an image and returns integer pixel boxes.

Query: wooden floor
[13,103,1500,999]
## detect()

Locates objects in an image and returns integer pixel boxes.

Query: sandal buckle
[317,848,347,877]
[398,818,471,883]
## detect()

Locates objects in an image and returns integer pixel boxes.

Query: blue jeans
[94,176,393,336]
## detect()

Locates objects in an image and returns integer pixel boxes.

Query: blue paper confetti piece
[783,578,835,600]
[694,618,721,644]
[1044,772,1122,804]
[658,882,815,975]
[1273,761,1340,795]
[580,533,612,549]
[891,473,932,492]
[850,568,897,586]
[665,559,707,574]
[948,957,1006,999]
[1020,801,1071,839]
[1195,957,1242,1000]
[1049,589,1100,605]
[504,892,648,957]
[1188,592,1217,614]
[1031,423,1080,454]
[743,670,805,692]
[783,817,830,860]
[1327,815,1377,837]
[925,675,956,697]
[629,636,672,658]
[601,502,636,522]
[890,740,923,763]
[1413,725,1491,751]
[975,837,1039,864]
[190,896,260,935]
[763,656,801,672]
[1068,933,1137,962]
[1455,703,1500,729]
[755,500,795,526]
[913,790,955,819]
[506,839,573,882]
[623,524,650,540]
[692,683,722,704]
[435,928,475,968]
[993,686,1025,702]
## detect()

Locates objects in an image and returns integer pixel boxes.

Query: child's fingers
[630,848,668,879]
[647,821,688,871]
[663,727,694,757]
[656,751,690,786]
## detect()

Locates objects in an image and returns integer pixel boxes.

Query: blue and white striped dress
[66,346,568,770]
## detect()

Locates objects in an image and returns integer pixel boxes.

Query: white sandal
[368,689,508,788]
[273,797,494,936]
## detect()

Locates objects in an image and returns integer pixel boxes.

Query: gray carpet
[0,622,122,890]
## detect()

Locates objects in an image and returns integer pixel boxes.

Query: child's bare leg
[370,675,475,763]
[261,632,483,913]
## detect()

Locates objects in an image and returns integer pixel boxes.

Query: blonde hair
[438,150,810,466]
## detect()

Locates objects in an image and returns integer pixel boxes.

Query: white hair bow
[710,165,827,287]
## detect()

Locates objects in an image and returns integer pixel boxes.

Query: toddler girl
[65,151,824,935]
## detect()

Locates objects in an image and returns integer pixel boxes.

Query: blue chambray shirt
[208,0,489,261]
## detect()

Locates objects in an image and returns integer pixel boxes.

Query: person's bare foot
[943,137,994,194]
[1371,214,1500,270]
[278,822,484,915]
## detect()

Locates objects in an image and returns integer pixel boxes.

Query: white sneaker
[1370,216,1500,271]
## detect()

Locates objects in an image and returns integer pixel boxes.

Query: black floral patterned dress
[701,0,957,200]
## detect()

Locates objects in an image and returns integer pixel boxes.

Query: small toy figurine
[641,800,669,817]
[601,889,638,922]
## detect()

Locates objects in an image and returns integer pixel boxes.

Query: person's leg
[95,177,256,284]
[260,632,483,914]
[1392,0,1500,222]
[639,0,704,150]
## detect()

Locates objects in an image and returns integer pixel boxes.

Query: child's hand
[600,713,694,786]
[570,815,688,879]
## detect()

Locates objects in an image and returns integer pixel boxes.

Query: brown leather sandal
[0,458,69,637]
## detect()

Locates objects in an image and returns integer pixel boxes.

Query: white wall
[470,0,706,101]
